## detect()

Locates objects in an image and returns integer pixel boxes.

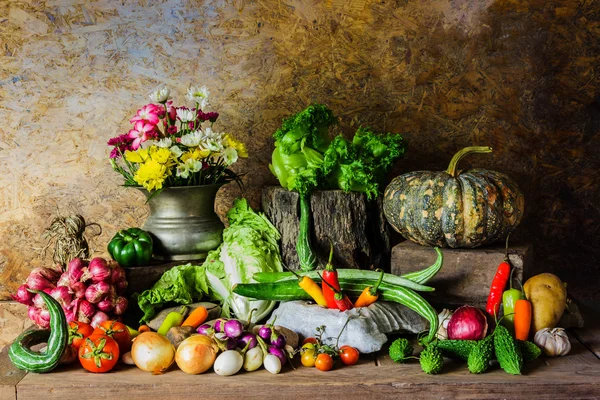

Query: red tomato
[78,334,120,373]
[302,337,319,346]
[339,345,359,366]
[68,321,94,350]
[315,353,334,371]
[93,320,131,353]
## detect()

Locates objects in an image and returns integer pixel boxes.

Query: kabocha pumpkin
[383,146,524,248]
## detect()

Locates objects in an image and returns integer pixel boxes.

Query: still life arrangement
[8,90,576,379]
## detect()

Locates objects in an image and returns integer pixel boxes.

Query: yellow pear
[523,273,567,333]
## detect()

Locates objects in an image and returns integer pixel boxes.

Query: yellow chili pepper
[288,268,328,307]
[354,269,385,308]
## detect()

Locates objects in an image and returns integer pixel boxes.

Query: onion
[97,297,114,312]
[82,258,112,283]
[28,306,50,329]
[111,265,126,284]
[224,319,243,339]
[50,286,72,308]
[11,284,34,306]
[175,335,217,374]
[90,310,109,328]
[67,258,86,283]
[115,278,128,294]
[32,294,47,309]
[77,299,96,322]
[26,269,56,291]
[57,272,71,288]
[85,282,111,304]
[114,296,128,315]
[131,332,176,373]
[447,305,488,341]
[70,281,87,299]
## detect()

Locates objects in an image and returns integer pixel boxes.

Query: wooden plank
[0,346,27,400]
[16,338,600,400]
[570,301,600,359]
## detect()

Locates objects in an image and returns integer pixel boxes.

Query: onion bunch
[12,257,129,328]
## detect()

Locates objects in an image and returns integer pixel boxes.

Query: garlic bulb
[436,309,454,340]
[533,327,571,357]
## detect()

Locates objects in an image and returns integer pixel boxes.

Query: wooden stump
[261,187,390,271]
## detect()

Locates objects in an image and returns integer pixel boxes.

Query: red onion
[90,311,109,328]
[26,269,56,291]
[32,293,47,309]
[70,281,87,299]
[77,299,96,322]
[447,305,488,341]
[50,286,72,308]
[111,265,126,284]
[57,272,70,287]
[64,308,75,323]
[85,281,111,304]
[11,284,34,306]
[81,258,111,283]
[28,306,50,329]
[114,296,128,315]
[67,258,86,282]
[97,297,114,313]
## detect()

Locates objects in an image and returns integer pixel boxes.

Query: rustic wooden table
[2,314,599,400]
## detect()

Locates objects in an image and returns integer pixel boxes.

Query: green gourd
[436,339,477,361]
[9,291,68,373]
[517,340,542,362]
[494,324,523,375]
[468,335,495,374]
[420,344,444,374]
[383,146,524,248]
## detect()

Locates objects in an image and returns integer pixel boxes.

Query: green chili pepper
[107,227,153,267]
[157,306,187,336]
[502,268,523,335]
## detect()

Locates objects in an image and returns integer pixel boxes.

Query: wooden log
[261,187,390,271]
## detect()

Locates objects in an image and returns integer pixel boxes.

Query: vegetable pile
[12,257,128,329]
[269,104,406,271]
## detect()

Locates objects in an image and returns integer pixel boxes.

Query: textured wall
[1,0,599,305]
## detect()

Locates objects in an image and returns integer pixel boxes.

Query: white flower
[154,137,172,148]
[176,158,203,179]
[180,130,205,147]
[170,145,183,159]
[150,87,171,103]
[222,147,238,166]
[176,108,196,123]
[186,86,209,110]
[205,139,224,152]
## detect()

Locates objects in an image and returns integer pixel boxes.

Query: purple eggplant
[237,332,257,350]
[214,318,228,333]
[271,331,287,349]
[197,323,213,336]
[258,325,272,343]
[224,319,244,339]
[268,346,287,366]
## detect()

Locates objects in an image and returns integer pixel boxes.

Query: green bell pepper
[107,227,153,267]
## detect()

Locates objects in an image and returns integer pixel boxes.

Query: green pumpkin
[383,146,524,248]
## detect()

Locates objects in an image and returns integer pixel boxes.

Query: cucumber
[297,194,317,271]
[233,280,439,344]
[8,291,68,373]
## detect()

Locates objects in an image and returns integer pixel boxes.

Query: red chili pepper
[321,242,340,309]
[319,273,354,311]
[485,235,512,318]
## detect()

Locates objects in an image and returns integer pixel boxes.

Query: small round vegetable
[243,346,263,372]
[78,334,120,373]
[68,321,94,350]
[93,320,132,353]
[315,353,334,371]
[130,332,175,373]
[224,319,244,339]
[197,323,213,336]
[213,350,244,376]
[175,335,218,374]
[301,349,316,367]
[258,325,272,343]
[268,346,287,366]
[339,345,359,366]
[237,332,257,350]
[263,354,281,374]
[302,337,318,346]
[271,332,286,349]
[447,306,488,341]
[214,318,227,333]
[534,327,571,357]
[122,351,135,365]
[302,342,316,351]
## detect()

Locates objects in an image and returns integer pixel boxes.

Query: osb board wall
[0,0,599,304]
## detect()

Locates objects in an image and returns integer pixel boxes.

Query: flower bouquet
[107,86,247,193]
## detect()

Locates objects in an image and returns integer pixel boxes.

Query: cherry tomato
[79,334,120,373]
[339,345,359,366]
[302,337,318,346]
[302,342,316,352]
[315,353,334,371]
[301,349,317,367]
[93,320,131,353]
[68,321,94,350]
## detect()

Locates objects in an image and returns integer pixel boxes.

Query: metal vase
[140,184,224,261]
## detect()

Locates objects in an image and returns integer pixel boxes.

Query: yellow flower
[124,148,149,163]
[134,159,169,191]
[224,134,248,158]
[150,147,172,164]
[181,148,211,163]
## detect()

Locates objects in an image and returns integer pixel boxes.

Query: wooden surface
[2,0,600,304]
[2,321,599,399]
[262,187,390,270]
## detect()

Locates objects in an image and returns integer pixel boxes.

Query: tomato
[302,342,316,352]
[79,334,120,373]
[93,320,131,353]
[301,349,317,367]
[302,337,318,346]
[68,321,94,350]
[315,353,334,371]
[339,345,359,366]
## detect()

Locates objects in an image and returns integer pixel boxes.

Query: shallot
[11,284,34,306]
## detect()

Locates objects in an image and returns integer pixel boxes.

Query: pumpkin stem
[445,146,493,177]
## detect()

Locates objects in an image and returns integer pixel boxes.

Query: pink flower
[166,100,177,121]
[128,121,157,150]
[198,111,219,123]
[107,134,135,158]
[130,104,163,125]
[167,125,178,135]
